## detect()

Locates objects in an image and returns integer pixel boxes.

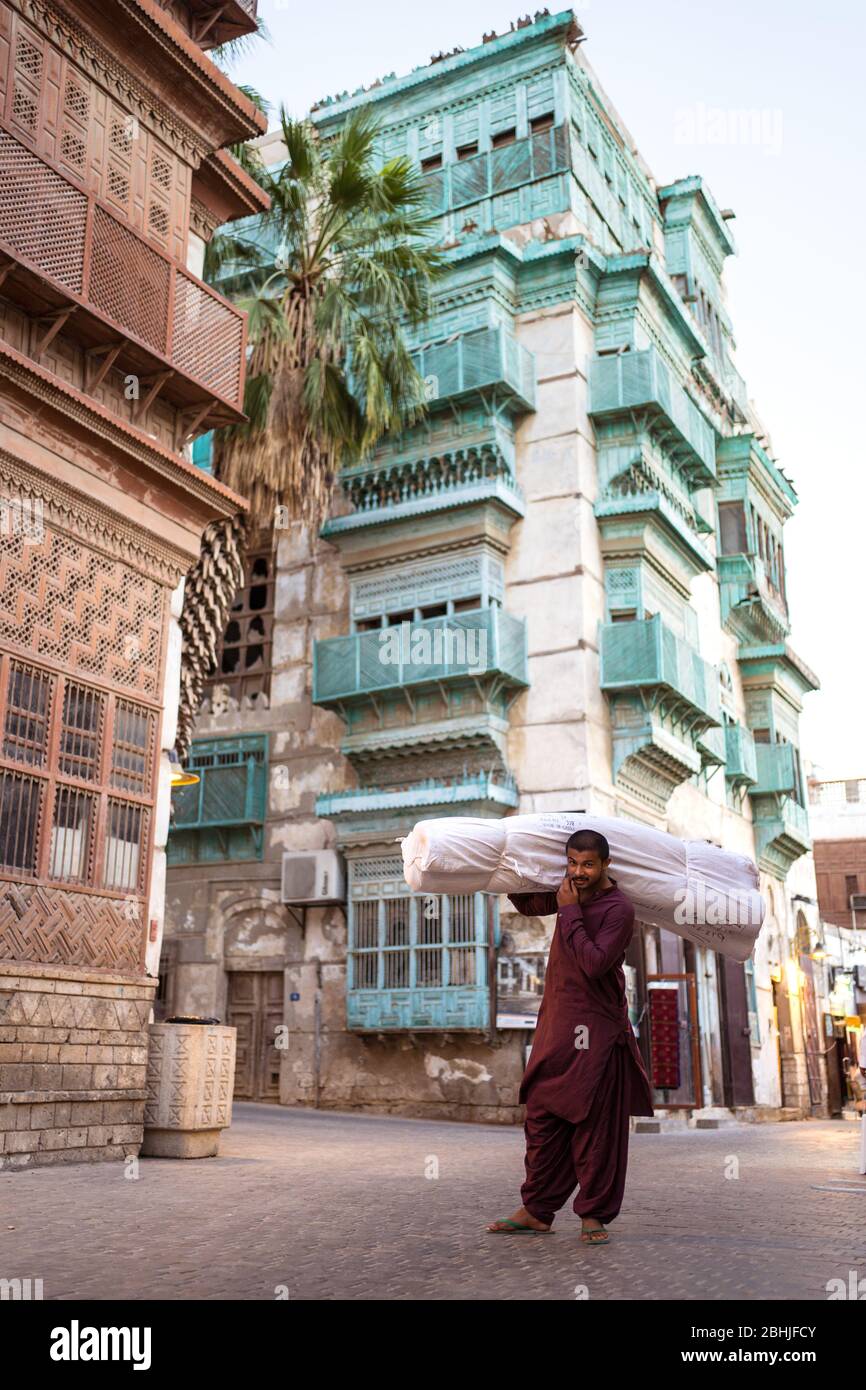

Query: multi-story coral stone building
[166,10,829,1123]
[0,0,266,1167]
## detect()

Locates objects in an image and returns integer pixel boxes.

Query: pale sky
[231,0,866,779]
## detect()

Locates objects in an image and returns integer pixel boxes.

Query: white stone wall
[508,301,607,816]
[145,577,185,981]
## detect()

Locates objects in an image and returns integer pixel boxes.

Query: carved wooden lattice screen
[0,514,167,973]
[3,5,190,262]
[204,550,273,709]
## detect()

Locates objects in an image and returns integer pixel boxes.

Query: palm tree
[176,106,443,757]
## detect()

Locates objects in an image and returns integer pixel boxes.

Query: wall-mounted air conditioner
[280,850,345,905]
[849,894,866,911]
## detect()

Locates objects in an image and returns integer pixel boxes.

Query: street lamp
[168,749,199,788]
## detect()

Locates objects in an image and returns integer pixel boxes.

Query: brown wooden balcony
[0,124,247,441]
[183,0,259,50]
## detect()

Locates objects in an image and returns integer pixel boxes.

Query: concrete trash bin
[141,1018,237,1158]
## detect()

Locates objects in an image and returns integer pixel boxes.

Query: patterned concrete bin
[141,1019,237,1158]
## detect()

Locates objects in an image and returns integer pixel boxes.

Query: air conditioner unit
[281,851,345,905]
[849,894,866,911]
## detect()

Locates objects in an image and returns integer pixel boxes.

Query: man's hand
[556,873,581,909]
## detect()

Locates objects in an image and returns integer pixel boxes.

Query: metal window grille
[0,769,43,873]
[110,701,155,794]
[103,798,145,892]
[59,681,104,780]
[3,661,53,766]
[48,785,95,883]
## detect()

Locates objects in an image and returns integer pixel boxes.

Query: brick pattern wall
[814,838,866,930]
[0,963,155,1169]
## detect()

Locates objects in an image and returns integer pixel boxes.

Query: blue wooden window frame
[167,734,267,865]
[347,884,492,1031]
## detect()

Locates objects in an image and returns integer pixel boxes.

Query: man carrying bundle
[487,829,654,1244]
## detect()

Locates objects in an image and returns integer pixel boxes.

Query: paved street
[2,1105,865,1301]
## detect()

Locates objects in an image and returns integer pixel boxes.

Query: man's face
[566,848,607,890]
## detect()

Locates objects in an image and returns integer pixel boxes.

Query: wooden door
[798,953,824,1111]
[719,955,756,1107]
[772,976,794,1107]
[824,1014,845,1116]
[227,971,284,1102]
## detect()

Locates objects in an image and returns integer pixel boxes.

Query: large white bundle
[401,812,764,963]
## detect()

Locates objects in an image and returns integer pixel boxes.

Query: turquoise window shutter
[191,431,214,474]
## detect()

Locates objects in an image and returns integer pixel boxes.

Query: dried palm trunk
[176,294,337,759]
[175,511,247,760]
[218,290,339,533]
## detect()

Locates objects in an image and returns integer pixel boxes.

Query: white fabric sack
[401,811,764,963]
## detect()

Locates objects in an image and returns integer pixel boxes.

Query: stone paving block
[1,1109,864,1300]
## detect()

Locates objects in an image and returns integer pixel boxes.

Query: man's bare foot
[486,1205,552,1233]
[580,1218,609,1244]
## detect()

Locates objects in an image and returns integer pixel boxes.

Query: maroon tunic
[509,882,654,1124]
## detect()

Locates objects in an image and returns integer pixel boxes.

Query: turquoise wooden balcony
[599,615,721,731]
[724,723,758,787]
[723,356,749,420]
[421,122,569,215]
[751,794,811,871]
[320,439,524,536]
[167,734,267,864]
[316,772,519,818]
[718,553,789,643]
[748,743,810,870]
[588,348,717,483]
[696,721,726,767]
[313,607,528,709]
[750,742,797,796]
[411,326,536,414]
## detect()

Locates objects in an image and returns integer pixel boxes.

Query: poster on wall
[496,951,547,1029]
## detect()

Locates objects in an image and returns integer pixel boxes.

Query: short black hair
[566,829,610,861]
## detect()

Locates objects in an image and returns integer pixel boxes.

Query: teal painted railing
[422,123,569,214]
[411,326,536,413]
[717,553,788,634]
[313,607,528,706]
[168,735,268,865]
[752,791,811,862]
[588,347,717,480]
[170,735,268,829]
[599,614,721,725]
[781,797,810,843]
[697,722,726,765]
[723,356,749,417]
[724,723,758,784]
[322,440,525,534]
[750,742,798,796]
[316,772,519,817]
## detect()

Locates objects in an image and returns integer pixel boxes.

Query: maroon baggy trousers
[520,1033,632,1226]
